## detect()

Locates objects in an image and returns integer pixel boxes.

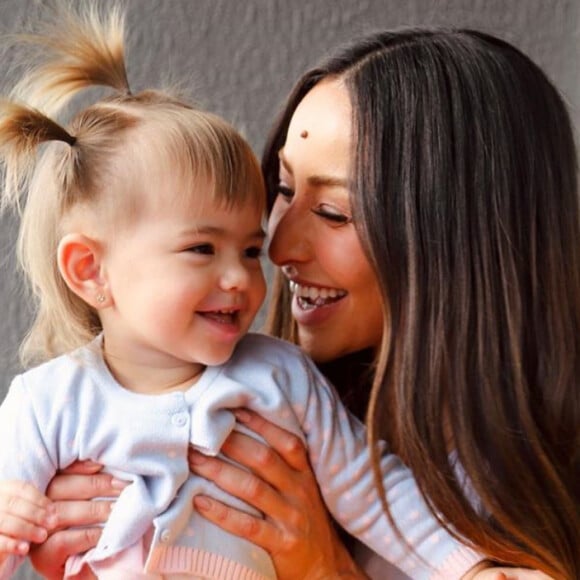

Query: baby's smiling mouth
[198,309,240,324]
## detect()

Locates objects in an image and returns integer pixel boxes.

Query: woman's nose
[267,199,310,267]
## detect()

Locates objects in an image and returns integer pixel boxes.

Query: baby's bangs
[165,113,266,212]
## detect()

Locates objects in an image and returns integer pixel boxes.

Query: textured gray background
[0,1,578,578]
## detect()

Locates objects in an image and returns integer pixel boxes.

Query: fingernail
[234,409,251,423]
[194,496,212,511]
[16,541,30,555]
[89,528,103,541]
[189,450,207,465]
[111,478,128,490]
[44,513,58,528]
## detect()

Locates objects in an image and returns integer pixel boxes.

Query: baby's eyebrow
[250,229,267,240]
[180,226,266,239]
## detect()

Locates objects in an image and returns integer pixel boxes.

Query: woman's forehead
[287,79,351,145]
[282,79,353,181]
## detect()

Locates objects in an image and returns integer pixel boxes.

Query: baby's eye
[245,246,263,259]
[311,204,352,225]
[187,244,214,255]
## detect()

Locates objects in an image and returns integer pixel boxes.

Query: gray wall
[0,1,578,578]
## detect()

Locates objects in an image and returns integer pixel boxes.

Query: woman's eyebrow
[278,150,348,188]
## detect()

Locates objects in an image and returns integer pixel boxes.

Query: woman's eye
[275,184,295,201]
[312,204,352,224]
[245,246,263,259]
[187,244,214,255]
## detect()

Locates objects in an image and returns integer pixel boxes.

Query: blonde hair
[0,2,265,366]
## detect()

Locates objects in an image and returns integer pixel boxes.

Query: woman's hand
[464,561,555,580]
[0,480,57,560]
[28,460,127,580]
[189,409,368,580]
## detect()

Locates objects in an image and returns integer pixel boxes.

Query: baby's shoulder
[13,343,98,397]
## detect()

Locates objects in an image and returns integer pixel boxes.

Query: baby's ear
[57,233,111,308]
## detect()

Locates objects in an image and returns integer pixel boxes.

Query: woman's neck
[316,348,375,422]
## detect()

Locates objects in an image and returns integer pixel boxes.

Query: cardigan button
[171,413,188,427]
[160,529,171,543]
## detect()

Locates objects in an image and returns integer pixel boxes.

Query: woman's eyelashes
[311,204,352,225]
[275,183,352,225]
[276,184,294,200]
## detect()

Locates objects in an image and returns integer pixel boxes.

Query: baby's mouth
[198,309,240,324]
[289,281,347,310]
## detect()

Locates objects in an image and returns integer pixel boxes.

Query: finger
[29,527,102,578]
[45,472,127,501]
[503,571,554,580]
[52,499,112,531]
[234,409,309,471]
[0,480,52,510]
[220,431,303,493]
[60,460,104,475]
[0,534,30,556]
[189,450,294,521]
[0,494,57,530]
[193,495,280,552]
[0,512,50,544]
[220,427,318,500]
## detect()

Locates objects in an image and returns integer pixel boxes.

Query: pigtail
[0,99,75,211]
[0,1,131,210]
[0,2,133,364]
[10,1,130,116]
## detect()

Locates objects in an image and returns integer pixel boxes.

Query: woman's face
[267,78,384,363]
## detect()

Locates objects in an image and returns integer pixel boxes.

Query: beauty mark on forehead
[300,130,308,139]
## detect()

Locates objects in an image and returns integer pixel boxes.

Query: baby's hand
[0,480,57,557]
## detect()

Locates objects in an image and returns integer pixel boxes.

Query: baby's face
[98,176,267,372]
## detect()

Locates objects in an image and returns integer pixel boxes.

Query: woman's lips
[289,280,347,307]
[288,281,347,325]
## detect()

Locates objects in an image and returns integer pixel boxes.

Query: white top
[0,333,482,579]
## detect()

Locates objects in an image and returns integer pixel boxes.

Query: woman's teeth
[289,281,346,308]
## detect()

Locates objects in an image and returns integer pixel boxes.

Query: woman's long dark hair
[263,29,580,578]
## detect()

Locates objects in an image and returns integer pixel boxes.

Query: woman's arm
[189,410,554,580]
[28,461,126,580]
[190,410,368,580]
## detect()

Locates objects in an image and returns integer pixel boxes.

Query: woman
[29,28,578,579]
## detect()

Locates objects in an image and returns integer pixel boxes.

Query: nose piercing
[281,265,297,278]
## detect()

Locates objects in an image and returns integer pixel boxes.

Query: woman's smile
[268,78,384,362]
